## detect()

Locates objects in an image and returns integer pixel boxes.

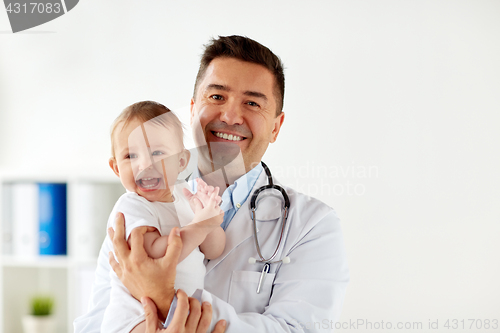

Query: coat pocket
[228,270,276,314]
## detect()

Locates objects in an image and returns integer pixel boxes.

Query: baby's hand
[192,192,224,228]
[194,178,222,207]
[183,178,222,213]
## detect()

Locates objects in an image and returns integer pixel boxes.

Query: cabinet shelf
[1,255,70,268]
[0,177,124,333]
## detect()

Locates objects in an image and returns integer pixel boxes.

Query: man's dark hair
[193,35,285,116]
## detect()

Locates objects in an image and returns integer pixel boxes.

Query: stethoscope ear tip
[248,257,257,264]
[282,256,290,264]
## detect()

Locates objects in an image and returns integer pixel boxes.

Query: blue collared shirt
[190,163,263,231]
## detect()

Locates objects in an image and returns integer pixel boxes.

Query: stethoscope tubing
[250,161,291,264]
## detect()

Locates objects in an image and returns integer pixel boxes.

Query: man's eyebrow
[206,84,229,91]
[244,90,267,100]
[205,84,267,100]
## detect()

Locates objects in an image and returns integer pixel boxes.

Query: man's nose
[220,100,243,125]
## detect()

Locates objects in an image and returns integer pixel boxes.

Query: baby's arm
[131,227,201,263]
[140,228,168,259]
[183,180,225,259]
[181,191,224,259]
[200,227,226,260]
[127,227,167,260]
[130,321,145,333]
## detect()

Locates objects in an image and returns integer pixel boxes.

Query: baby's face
[110,118,188,202]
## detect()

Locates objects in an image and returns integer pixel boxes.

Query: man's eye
[211,95,223,101]
[127,153,137,159]
[247,101,259,107]
[152,151,164,156]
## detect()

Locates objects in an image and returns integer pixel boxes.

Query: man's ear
[109,157,120,177]
[270,112,285,143]
[178,149,191,172]
[189,98,195,126]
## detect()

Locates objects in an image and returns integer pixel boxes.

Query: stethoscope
[248,161,291,294]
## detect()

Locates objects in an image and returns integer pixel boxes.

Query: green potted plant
[22,295,55,333]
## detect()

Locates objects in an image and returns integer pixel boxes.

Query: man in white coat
[90,35,349,333]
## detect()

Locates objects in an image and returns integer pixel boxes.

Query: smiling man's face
[190,57,284,173]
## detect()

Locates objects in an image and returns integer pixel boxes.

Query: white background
[1,1,499,332]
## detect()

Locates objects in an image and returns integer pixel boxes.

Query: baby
[102,101,225,332]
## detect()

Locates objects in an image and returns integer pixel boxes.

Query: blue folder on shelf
[38,183,67,255]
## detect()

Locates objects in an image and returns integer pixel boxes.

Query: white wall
[1,1,499,331]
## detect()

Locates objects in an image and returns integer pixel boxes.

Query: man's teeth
[214,132,243,141]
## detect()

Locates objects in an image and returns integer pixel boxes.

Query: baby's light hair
[110,101,185,157]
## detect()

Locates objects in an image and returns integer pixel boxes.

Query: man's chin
[200,141,242,168]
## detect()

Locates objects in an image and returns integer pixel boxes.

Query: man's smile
[211,131,245,141]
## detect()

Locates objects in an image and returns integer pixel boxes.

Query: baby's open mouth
[136,177,161,189]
